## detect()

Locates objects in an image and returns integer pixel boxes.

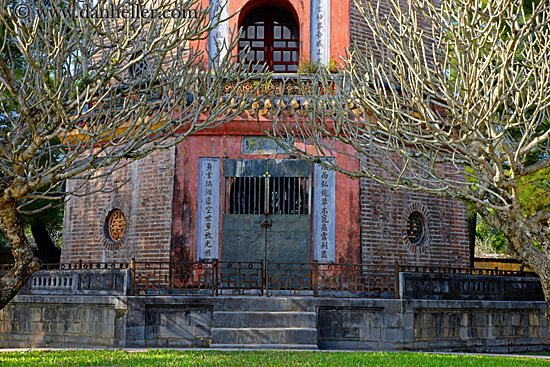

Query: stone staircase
[210,296,318,349]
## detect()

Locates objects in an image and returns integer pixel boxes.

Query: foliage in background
[297,58,338,75]
[475,214,508,255]
[0,198,64,251]
[297,59,320,75]
[519,167,550,221]
[0,8,63,254]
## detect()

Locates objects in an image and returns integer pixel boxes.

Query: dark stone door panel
[266,215,310,264]
[220,214,310,264]
[221,215,266,264]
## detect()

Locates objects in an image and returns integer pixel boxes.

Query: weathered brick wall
[350,0,392,54]
[351,1,465,268]
[350,0,436,64]
[360,161,469,269]
[349,0,369,51]
[62,146,176,264]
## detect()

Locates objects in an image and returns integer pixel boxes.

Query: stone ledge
[1,295,549,352]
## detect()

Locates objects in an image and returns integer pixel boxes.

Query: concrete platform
[1,295,549,353]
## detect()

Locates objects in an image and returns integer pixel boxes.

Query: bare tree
[0,0,265,309]
[264,0,550,321]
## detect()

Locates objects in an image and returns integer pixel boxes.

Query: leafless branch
[263,0,550,301]
[0,0,267,308]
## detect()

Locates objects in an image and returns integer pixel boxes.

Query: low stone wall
[2,294,548,352]
[127,297,213,348]
[399,272,544,301]
[410,300,547,352]
[0,295,126,348]
[0,269,129,348]
[316,298,550,352]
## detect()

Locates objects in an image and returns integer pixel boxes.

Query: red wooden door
[239,7,300,72]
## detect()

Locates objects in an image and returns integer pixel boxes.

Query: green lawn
[1,350,549,366]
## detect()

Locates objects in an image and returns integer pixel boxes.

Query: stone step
[216,296,314,312]
[209,343,318,350]
[211,327,318,346]
[213,311,317,328]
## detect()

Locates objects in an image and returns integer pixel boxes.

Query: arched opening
[238,6,300,72]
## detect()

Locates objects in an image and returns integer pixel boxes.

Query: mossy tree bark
[479,207,550,327]
[0,199,40,310]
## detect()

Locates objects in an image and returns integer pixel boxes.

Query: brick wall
[349,0,368,51]
[360,161,469,269]
[60,142,468,269]
[351,1,465,268]
[349,0,392,54]
[61,146,176,264]
[349,0,435,64]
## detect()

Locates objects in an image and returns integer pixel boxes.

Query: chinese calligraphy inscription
[314,162,335,262]
[197,158,220,260]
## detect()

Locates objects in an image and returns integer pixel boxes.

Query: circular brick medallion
[106,209,126,241]
[102,207,127,251]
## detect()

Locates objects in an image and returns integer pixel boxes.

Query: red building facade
[61,0,469,271]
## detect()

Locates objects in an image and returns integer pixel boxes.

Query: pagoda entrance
[221,159,311,266]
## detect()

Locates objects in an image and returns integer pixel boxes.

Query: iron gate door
[221,159,311,269]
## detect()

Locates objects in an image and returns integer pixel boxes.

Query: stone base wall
[410,302,547,352]
[1,295,548,352]
[316,298,550,353]
[128,297,214,348]
[0,295,126,348]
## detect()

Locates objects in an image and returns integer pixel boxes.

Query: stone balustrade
[13,268,130,296]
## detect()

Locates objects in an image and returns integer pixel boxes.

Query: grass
[1,350,549,367]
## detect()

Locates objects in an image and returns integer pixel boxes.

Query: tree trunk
[0,200,40,310]
[507,232,550,329]
[31,221,61,264]
[535,269,550,331]
[479,208,550,331]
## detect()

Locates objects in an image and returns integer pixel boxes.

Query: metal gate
[221,159,312,285]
